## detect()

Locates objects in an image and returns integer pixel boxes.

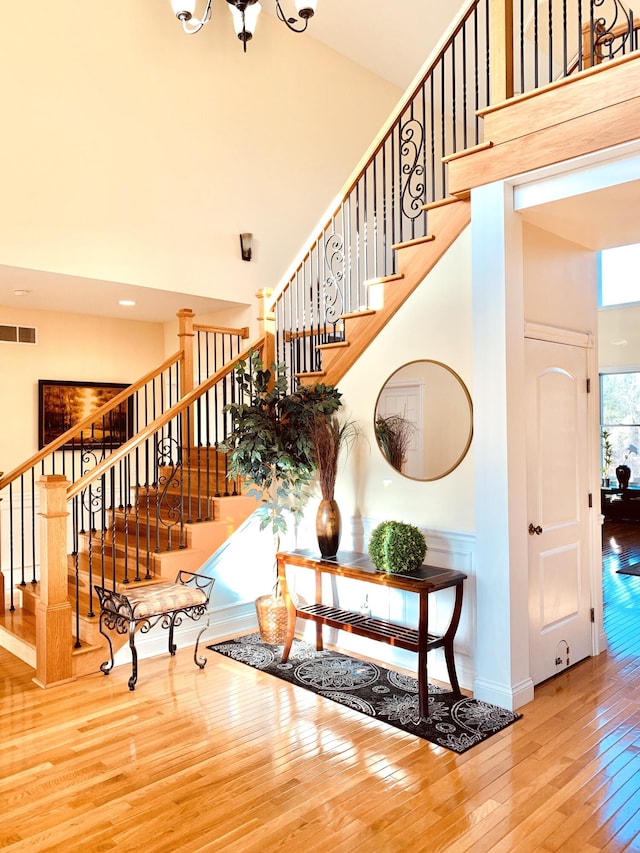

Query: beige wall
[335,228,474,534]
[523,223,598,331]
[0,306,165,473]
[0,2,401,310]
[598,304,640,369]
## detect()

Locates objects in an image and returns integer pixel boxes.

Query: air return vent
[0,324,37,344]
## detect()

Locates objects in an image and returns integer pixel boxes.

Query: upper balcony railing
[266,0,637,391]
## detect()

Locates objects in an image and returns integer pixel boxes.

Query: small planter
[255,593,289,645]
[368,520,427,574]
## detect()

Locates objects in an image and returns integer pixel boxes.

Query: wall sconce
[240,232,253,262]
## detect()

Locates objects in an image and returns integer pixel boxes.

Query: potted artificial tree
[222,349,342,641]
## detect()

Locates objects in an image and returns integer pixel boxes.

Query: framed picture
[38,380,132,450]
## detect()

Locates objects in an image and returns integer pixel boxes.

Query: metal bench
[94,570,215,690]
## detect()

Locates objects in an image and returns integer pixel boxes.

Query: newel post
[256,288,275,372]
[177,307,196,450]
[489,0,514,103]
[34,475,73,688]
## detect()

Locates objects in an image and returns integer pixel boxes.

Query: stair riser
[139,473,238,499]
[88,521,189,550]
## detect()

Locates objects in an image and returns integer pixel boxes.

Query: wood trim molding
[524,322,594,348]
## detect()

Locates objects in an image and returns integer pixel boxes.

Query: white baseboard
[473,676,534,711]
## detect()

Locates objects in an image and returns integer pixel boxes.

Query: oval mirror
[374,360,473,481]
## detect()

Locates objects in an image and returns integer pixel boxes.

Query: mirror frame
[374,359,473,482]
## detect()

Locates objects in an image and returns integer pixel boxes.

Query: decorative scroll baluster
[400,117,426,225]
[323,233,345,326]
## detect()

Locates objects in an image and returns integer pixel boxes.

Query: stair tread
[392,233,435,250]
[341,308,376,320]
[0,609,37,647]
[316,340,349,351]
[364,273,404,286]
[421,196,463,211]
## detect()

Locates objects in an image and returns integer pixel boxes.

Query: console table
[276,548,467,719]
[601,486,640,522]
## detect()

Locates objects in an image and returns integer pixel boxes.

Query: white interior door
[526,337,593,685]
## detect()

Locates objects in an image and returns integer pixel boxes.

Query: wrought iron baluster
[72,494,82,647]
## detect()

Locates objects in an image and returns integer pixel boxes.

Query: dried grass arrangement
[310,414,359,500]
[375,413,416,473]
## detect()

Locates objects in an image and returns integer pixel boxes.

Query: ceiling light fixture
[119,299,136,307]
[170,0,318,51]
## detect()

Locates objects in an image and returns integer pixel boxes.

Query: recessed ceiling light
[13,289,31,296]
[118,299,136,307]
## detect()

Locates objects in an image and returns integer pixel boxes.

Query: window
[599,244,640,307]
[601,371,640,483]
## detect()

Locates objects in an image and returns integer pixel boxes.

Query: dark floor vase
[616,464,631,490]
[316,499,341,558]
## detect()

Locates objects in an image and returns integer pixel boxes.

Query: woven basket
[255,593,289,645]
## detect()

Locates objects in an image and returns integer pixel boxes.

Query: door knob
[528,523,543,536]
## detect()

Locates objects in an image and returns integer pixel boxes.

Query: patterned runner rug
[209,633,521,754]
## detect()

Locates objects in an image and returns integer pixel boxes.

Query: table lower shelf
[297,604,442,652]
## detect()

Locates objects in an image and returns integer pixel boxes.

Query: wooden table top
[277,548,467,592]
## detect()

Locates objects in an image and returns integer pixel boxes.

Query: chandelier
[170,1,318,51]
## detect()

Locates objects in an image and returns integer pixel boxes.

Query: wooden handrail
[0,351,183,492]
[193,324,250,338]
[265,0,484,314]
[67,338,265,501]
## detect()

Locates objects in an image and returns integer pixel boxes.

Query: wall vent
[0,324,38,344]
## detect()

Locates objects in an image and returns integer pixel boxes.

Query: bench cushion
[125,581,208,619]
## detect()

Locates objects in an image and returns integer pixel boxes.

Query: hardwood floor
[2,523,640,852]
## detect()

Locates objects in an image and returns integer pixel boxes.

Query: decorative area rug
[208,634,521,754]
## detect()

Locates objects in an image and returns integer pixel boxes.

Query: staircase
[265,0,640,394]
[1,494,257,681]
[0,327,262,685]
[303,197,471,388]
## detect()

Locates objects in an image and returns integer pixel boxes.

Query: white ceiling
[0,265,241,326]
[514,144,640,251]
[518,179,640,251]
[280,0,460,90]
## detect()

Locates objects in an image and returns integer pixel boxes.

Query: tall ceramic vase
[616,464,631,490]
[316,499,341,558]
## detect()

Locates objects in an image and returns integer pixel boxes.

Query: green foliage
[368,520,427,574]
[601,429,614,475]
[221,349,343,537]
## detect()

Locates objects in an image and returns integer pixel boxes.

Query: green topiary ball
[368,521,427,574]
